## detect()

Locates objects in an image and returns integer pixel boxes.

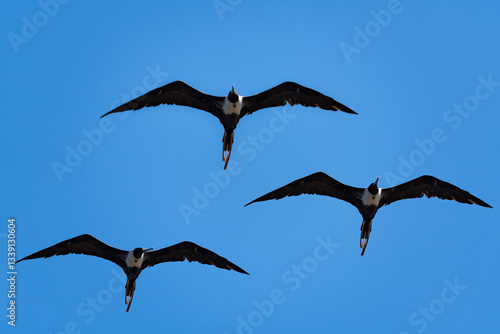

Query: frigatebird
[100,81,357,169]
[16,234,248,311]
[245,173,491,255]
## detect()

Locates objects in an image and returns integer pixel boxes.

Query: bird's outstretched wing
[101,80,225,119]
[142,242,248,275]
[240,82,357,116]
[379,175,492,208]
[16,234,127,267]
[245,172,364,208]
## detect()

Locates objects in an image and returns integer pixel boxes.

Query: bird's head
[132,247,154,259]
[367,177,380,195]
[228,84,239,103]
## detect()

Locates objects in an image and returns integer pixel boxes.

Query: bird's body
[17,234,248,311]
[245,172,491,255]
[361,187,382,207]
[101,81,357,169]
[222,89,243,115]
[125,249,146,269]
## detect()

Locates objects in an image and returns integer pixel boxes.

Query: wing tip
[477,200,493,208]
[101,109,121,118]
[232,265,250,275]
[244,197,269,206]
[340,106,358,115]
[243,201,254,207]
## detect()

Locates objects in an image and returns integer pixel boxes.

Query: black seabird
[245,173,491,255]
[101,81,357,169]
[17,234,248,311]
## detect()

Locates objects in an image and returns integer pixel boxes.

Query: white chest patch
[222,96,243,115]
[125,251,144,268]
[362,188,381,206]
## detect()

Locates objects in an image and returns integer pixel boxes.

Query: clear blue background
[2,1,499,333]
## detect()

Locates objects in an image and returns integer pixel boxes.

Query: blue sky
[2,1,499,333]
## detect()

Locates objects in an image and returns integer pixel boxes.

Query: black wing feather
[16,234,127,267]
[101,80,225,119]
[142,241,248,275]
[240,82,357,116]
[379,175,492,208]
[245,172,364,208]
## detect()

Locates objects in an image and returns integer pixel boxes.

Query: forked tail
[125,279,137,312]
[222,130,234,169]
[360,220,372,256]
